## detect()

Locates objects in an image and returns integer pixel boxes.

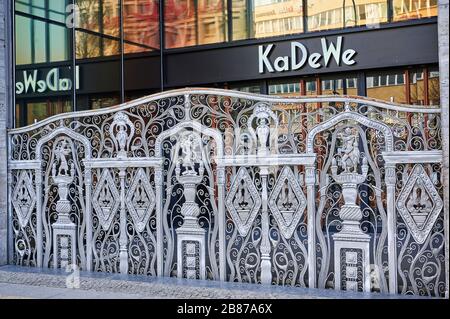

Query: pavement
[0,265,430,299]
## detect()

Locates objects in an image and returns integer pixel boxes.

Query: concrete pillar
[0,0,12,266]
[438,0,449,299]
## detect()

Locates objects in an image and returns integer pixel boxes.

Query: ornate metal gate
[7,89,447,297]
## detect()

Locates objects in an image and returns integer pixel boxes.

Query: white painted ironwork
[6,88,446,297]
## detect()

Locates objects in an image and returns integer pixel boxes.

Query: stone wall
[0,0,10,265]
[438,0,449,299]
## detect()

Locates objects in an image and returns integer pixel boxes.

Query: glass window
[198,0,228,45]
[165,0,196,48]
[124,0,160,53]
[16,98,72,127]
[232,0,248,40]
[366,70,407,104]
[230,84,262,94]
[76,0,121,58]
[409,68,425,105]
[253,0,303,38]
[48,0,70,23]
[15,13,71,65]
[90,95,121,109]
[233,0,303,41]
[268,79,301,96]
[49,23,70,62]
[308,0,388,32]
[15,15,32,65]
[428,67,440,106]
[320,75,358,95]
[393,0,438,21]
[306,80,317,94]
[165,0,227,49]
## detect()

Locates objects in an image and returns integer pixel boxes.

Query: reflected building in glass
[13,0,439,127]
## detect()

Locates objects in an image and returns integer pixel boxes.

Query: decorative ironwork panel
[7,89,445,297]
[395,163,446,296]
[10,169,38,266]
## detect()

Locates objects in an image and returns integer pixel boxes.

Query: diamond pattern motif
[92,169,120,231]
[226,167,261,236]
[268,167,307,239]
[12,171,36,228]
[397,165,443,244]
[126,168,156,232]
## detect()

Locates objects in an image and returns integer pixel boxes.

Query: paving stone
[0,265,431,299]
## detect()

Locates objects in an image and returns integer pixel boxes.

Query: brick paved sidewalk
[0,265,427,299]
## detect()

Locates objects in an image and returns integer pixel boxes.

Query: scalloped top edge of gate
[9,87,441,134]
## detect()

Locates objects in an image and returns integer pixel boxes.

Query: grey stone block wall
[0,0,10,265]
[438,0,449,299]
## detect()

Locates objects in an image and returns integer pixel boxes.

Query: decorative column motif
[155,167,164,276]
[385,164,398,294]
[305,164,317,288]
[260,166,271,284]
[331,128,371,292]
[52,138,77,269]
[111,111,134,274]
[255,106,273,284]
[217,167,226,281]
[118,168,128,274]
[36,166,43,268]
[84,168,93,271]
[176,132,206,280]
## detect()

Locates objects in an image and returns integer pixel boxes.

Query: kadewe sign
[258,36,356,74]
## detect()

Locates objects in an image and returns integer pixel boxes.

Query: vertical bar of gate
[85,168,92,271]
[119,168,128,274]
[35,167,43,267]
[385,164,398,294]
[305,163,316,288]
[155,167,163,276]
[7,169,14,264]
[217,166,226,281]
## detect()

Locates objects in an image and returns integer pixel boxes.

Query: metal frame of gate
[6,88,447,297]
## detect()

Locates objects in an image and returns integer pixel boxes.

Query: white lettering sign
[16,66,80,95]
[258,36,357,73]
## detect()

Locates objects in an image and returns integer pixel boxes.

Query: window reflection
[165,0,227,49]
[321,76,358,95]
[269,80,301,96]
[393,0,437,21]
[428,67,440,106]
[409,68,425,105]
[254,0,303,38]
[165,0,196,48]
[16,98,72,127]
[198,0,228,45]
[366,70,406,104]
[76,0,120,58]
[230,84,262,94]
[308,0,388,31]
[232,0,248,40]
[123,0,160,53]
[15,15,70,65]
